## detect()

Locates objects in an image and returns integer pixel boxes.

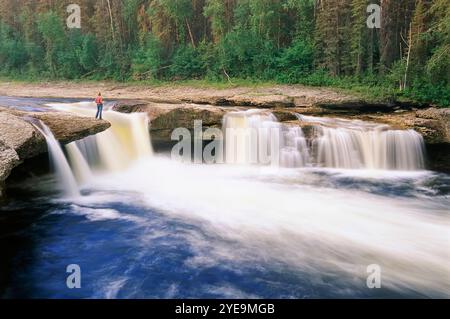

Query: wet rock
[426,143,450,173]
[272,110,298,122]
[32,112,110,144]
[151,108,225,141]
[112,100,150,113]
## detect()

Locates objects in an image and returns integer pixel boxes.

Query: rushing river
[0,98,449,298]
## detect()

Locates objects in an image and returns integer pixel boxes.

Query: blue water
[1,170,448,299]
[0,95,448,298]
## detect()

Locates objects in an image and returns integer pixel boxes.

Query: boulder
[151,108,225,141]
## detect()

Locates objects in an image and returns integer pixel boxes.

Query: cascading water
[222,110,425,170]
[280,126,310,168]
[223,110,310,167]
[297,114,426,170]
[47,102,153,172]
[65,142,93,184]
[6,101,448,298]
[29,119,80,197]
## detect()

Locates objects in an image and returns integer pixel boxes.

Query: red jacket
[95,96,103,104]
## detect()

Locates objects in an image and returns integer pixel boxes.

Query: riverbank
[0,80,360,106]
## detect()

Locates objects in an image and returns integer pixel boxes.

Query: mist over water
[1,102,449,299]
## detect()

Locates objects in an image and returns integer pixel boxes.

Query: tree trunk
[186,18,196,48]
[106,0,115,41]
[404,22,413,89]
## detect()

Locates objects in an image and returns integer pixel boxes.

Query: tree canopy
[0,0,448,105]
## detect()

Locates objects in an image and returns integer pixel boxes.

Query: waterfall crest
[223,110,309,167]
[47,102,153,172]
[30,120,80,197]
[297,114,426,170]
[222,110,426,170]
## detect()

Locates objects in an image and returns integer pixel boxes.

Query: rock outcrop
[0,106,110,196]
[413,108,450,144]
[0,141,20,197]
[113,101,241,142]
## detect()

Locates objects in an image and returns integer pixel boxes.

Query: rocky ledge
[0,106,110,197]
[113,100,243,143]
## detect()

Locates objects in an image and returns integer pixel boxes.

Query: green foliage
[169,45,204,79]
[0,0,448,106]
[36,11,66,76]
[405,81,450,107]
[0,22,28,72]
[217,29,276,78]
[80,34,99,72]
[275,38,314,83]
[132,35,163,80]
[385,59,407,89]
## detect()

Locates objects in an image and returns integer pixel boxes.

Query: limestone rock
[0,106,111,197]
[0,111,45,159]
[414,108,450,144]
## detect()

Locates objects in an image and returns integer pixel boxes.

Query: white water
[223,110,309,167]
[47,102,153,172]
[84,157,449,297]
[39,103,449,297]
[30,120,80,197]
[222,110,425,170]
[297,114,426,170]
[65,142,93,184]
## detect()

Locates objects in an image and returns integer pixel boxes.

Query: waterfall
[42,100,426,188]
[47,102,153,172]
[221,110,425,170]
[223,110,309,167]
[298,114,426,170]
[30,120,80,197]
[65,142,93,184]
[281,126,310,168]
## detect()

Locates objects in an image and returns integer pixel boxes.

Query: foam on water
[83,157,450,297]
[37,103,448,297]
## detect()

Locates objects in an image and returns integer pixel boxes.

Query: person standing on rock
[95,92,104,120]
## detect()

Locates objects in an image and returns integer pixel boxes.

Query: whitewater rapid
[78,156,449,298]
[41,101,449,298]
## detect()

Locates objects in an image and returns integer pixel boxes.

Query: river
[0,97,449,298]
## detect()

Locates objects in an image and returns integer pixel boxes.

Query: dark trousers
[96,104,103,119]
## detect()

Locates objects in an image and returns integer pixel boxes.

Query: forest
[0,0,449,106]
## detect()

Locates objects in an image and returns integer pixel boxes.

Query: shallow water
[1,156,449,299]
